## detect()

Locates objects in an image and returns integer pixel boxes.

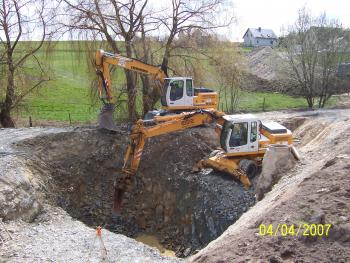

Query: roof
[165,77,193,80]
[223,114,258,122]
[261,121,288,134]
[243,28,277,39]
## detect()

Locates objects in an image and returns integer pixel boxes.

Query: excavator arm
[95,50,168,130]
[95,50,167,105]
[113,110,224,211]
[112,110,295,212]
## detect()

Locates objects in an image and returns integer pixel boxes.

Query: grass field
[10,41,333,124]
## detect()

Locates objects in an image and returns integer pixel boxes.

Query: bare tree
[62,0,150,121]
[137,0,233,113]
[209,39,245,112]
[62,0,232,119]
[158,0,231,73]
[131,16,157,115]
[0,0,55,127]
[282,8,350,108]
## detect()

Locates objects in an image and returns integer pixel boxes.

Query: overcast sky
[230,0,350,41]
[2,0,348,42]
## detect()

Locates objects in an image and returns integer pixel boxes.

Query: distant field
[13,41,333,124]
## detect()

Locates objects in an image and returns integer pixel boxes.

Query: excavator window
[229,122,248,147]
[220,120,231,151]
[186,79,193,96]
[161,79,170,106]
[251,121,257,142]
[170,80,184,101]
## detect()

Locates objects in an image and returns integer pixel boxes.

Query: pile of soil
[242,47,350,96]
[247,47,287,81]
[240,47,300,95]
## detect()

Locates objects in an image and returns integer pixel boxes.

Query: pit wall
[14,128,255,256]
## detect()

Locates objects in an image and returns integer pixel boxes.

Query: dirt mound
[247,47,287,81]
[241,47,300,95]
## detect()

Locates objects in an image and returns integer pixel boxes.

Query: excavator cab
[160,77,218,110]
[161,77,194,108]
[220,114,260,154]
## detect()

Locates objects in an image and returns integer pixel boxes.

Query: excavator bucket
[99,103,118,131]
[112,172,133,214]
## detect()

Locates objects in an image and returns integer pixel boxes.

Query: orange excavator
[113,109,295,212]
[94,50,219,130]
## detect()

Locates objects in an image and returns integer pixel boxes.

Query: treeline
[1,0,242,127]
[1,1,350,127]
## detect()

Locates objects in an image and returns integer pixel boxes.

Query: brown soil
[189,108,350,263]
[0,126,256,259]
[1,107,350,262]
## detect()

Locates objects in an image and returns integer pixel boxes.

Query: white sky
[2,0,349,42]
[229,0,350,41]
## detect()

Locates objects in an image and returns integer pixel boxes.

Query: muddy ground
[1,107,350,262]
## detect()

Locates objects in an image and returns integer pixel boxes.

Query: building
[243,27,277,47]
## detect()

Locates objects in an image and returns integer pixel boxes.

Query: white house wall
[243,30,277,47]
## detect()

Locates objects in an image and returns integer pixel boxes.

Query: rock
[309,212,325,224]
[256,145,296,201]
[339,216,348,223]
[280,247,294,258]
[269,255,283,263]
[0,159,42,222]
[183,248,191,257]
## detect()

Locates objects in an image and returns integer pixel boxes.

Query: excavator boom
[113,110,224,211]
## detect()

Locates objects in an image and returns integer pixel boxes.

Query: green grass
[240,46,253,53]
[8,41,325,123]
[238,91,308,111]
[18,41,131,123]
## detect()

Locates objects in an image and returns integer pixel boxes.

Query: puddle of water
[135,234,176,257]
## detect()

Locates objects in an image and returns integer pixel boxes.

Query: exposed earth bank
[0,125,255,261]
[190,108,350,262]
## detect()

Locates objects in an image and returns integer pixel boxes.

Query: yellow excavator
[112,109,294,211]
[95,50,218,130]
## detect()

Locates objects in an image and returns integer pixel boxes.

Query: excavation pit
[14,127,256,257]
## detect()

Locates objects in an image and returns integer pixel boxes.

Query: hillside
[5,42,317,126]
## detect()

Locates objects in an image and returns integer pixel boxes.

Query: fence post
[68,113,72,125]
[29,116,32,127]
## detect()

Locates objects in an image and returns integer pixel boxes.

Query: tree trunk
[125,42,137,121]
[125,69,137,121]
[141,75,152,115]
[306,97,313,108]
[161,34,175,76]
[0,69,15,127]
